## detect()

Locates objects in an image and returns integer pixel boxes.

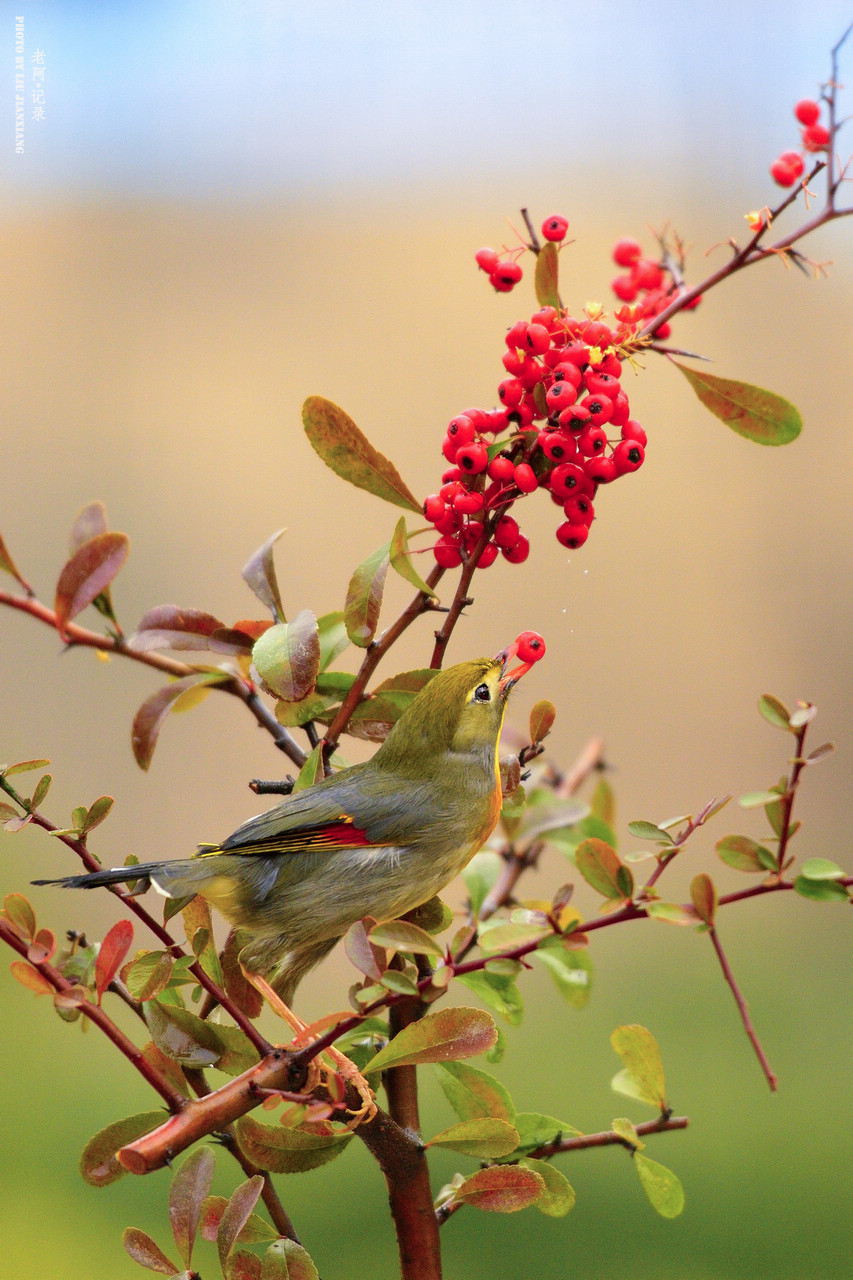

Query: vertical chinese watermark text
[15,15,24,152]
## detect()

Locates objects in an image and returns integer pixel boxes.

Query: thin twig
[708,925,778,1091]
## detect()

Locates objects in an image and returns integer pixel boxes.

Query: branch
[708,925,777,1091]
[0,918,188,1111]
[0,588,307,768]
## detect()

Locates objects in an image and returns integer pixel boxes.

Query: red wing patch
[200,815,375,858]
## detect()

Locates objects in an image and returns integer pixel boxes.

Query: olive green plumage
[35,655,519,1003]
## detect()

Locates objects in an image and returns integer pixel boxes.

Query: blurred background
[1,3,851,1277]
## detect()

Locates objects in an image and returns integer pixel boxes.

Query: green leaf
[645,902,697,926]
[368,920,444,957]
[690,873,717,926]
[302,396,421,512]
[292,743,325,792]
[82,795,114,833]
[30,773,52,810]
[235,1116,353,1173]
[590,776,615,826]
[131,673,228,771]
[122,1227,180,1275]
[492,1113,579,1151]
[427,1117,520,1158]
[478,920,550,953]
[793,876,850,902]
[79,1111,165,1186]
[169,1147,215,1268]
[433,1060,516,1123]
[799,857,845,881]
[534,242,560,309]
[454,970,523,1026]
[738,790,783,808]
[242,529,286,621]
[758,694,793,730]
[145,1000,226,1068]
[534,947,592,1008]
[575,838,633,900]
[4,758,50,776]
[627,820,674,845]
[716,834,777,873]
[452,1164,545,1213]
[252,611,321,702]
[612,1116,643,1150]
[124,950,175,1001]
[463,851,503,918]
[673,362,802,445]
[389,517,438,597]
[528,699,556,744]
[518,1157,576,1217]
[610,1024,667,1110]
[362,1006,497,1072]
[634,1153,685,1218]
[317,611,349,671]
[262,1239,319,1280]
[344,541,390,646]
[53,531,130,638]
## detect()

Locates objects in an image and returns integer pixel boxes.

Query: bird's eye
[473,683,491,702]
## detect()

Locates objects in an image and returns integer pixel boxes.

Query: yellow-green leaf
[344,541,390,647]
[518,1157,576,1217]
[362,1006,496,1072]
[611,1024,667,1110]
[80,1111,166,1186]
[673,362,802,445]
[251,611,320,703]
[452,1164,544,1213]
[534,242,560,309]
[389,517,438,597]
[634,1153,685,1217]
[426,1117,520,1158]
[302,396,421,512]
[235,1116,352,1174]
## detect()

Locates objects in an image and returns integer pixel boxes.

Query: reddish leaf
[130,605,228,652]
[4,758,50,776]
[344,541,390,647]
[344,918,385,980]
[242,529,286,621]
[169,1147,215,1268]
[575,838,633,901]
[27,927,57,964]
[124,950,175,1001]
[69,500,109,551]
[453,1164,545,1213]
[690,873,717,926]
[217,1176,265,1272]
[95,919,134,1002]
[82,794,114,834]
[229,1249,263,1280]
[529,699,556,744]
[232,618,274,642]
[132,673,227,770]
[235,1116,353,1173]
[534,242,560,310]
[3,892,36,940]
[140,1041,191,1097]
[368,919,444,958]
[80,1111,166,1186]
[434,1060,516,1123]
[302,396,421,513]
[208,628,256,655]
[54,531,129,637]
[222,931,264,1019]
[200,1196,278,1245]
[363,1006,497,1072]
[0,529,32,593]
[9,961,54,995]
[251,611,321,702]
[122,1227,180,1275]
[673,362,802,445]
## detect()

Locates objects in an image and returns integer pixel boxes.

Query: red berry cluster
[609,238,700,339]
[475,215,570,293]
[770,98,830,187]
[424,243,650,566]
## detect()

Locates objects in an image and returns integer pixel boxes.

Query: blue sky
[5,2,853,204]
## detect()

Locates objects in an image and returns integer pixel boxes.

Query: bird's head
[374,635,544,778]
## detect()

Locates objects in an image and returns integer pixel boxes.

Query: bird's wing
[203,763,395,858]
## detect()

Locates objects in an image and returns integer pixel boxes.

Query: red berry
[563,494,594,525]
[441,466,463,483]
[577,425,608,457]
[434,536,462,568]
[545,381,578,413]
[585,455,618,484]
[655,321,672,340]
[581,393,614,426]
[551,361,583,389]
[442,435,459,464]
[456,442,489,475]
[613,237,643,268]
[524,323,551,354]
[584,370,620,398]
[549,462,588,499]
[612,274,639,302]
[515,630,546,662]
[476,541,499,568]
[510,399,536,427]
[779,151,805,178]
[491,260,523,290]
[513,462,538,493]
[498,377,524,408]
[505,320,529,349]
[541,215,569,242]
[581,320,611,348]
[558,340,591,368]
[632,258,664,291]
[557,404,591,433]
[475,247,499,273]
[555,521,589,549]
[613,439,645,473]
[610,391,631,427]
[423,494,445,523]
[440,480,465,503]
[802,122,830,151]
[770,157,797,187]
[540,431,577,464]
[494,515,520,549]
[502,534,530,564]
[488,454,516,483]
[794,98,820,127]
[447,414,476,446]
[453,490,485,515]
[433,506,461,535]
[621,419,648,447]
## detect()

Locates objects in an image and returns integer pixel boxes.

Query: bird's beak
[496,640,531,693]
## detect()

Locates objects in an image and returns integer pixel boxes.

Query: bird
[34,637,543,1005]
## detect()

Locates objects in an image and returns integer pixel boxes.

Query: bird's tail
[32,858,209,898]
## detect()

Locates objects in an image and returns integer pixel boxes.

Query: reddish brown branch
[708,925,778,1091]
[0,588,306,767]
[0,918,187,1111]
